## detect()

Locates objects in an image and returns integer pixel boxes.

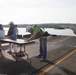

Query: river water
[4,28,76,36]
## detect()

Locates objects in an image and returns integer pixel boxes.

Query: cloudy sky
[0,0,76,24]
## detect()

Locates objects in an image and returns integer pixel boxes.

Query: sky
[0,0,76,24]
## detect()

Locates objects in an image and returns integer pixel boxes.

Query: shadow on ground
[0,54,37,75]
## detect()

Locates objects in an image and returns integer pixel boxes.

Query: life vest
[32,25,44,39]
[7,26,14,36]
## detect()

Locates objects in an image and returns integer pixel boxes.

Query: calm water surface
[4,28,76,36]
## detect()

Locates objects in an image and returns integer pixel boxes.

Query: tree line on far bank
[3,23,76,29]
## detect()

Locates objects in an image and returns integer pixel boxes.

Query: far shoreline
[3,23,76,29]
